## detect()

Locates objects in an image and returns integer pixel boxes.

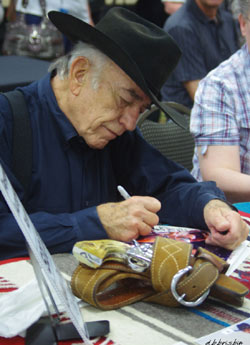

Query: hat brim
[149,90,188,129]
[48,11,188,129]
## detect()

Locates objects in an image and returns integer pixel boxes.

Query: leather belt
[71,237,249,310]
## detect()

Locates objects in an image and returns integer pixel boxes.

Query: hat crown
[96,7,181,95]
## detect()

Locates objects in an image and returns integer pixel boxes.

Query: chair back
[137,102,195,171]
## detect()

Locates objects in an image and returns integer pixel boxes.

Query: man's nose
[119,107,140,131]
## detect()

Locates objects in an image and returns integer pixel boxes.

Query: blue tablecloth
[234,202,250,214]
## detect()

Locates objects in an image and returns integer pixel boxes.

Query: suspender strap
[2,90,32,205]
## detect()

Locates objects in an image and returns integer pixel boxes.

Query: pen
[117,185,157,232]
[117,185,131,200]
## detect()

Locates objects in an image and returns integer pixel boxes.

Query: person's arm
[0,195,108,260]
[121,131,248,250]
[183,79,200,102]
[198,145,250,203]
[109,129,249,251]
[97,194,249,250]
[96,182,248,251]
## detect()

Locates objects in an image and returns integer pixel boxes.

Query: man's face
[72,62,151,149]
[195,0,224,10]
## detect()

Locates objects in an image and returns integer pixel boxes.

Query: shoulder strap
[2,90,32,204]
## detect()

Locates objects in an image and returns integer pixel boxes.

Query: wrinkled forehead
[106,60,152,105]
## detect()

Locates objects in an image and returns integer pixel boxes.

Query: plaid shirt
[190,44,250,181]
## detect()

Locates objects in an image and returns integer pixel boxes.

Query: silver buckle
[171,266,210,307]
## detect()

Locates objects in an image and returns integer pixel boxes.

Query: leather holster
[71,237,248,310]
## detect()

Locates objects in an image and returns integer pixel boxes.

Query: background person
[0,8,248,260]
[162,0,185,16]
[15,0,94,24]
[160,0,239,108]
[223,0,245,46]
[190,0,250,204]
[0,0,5,52]
[0,1,3,24]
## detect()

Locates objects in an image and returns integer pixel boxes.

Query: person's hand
[97,196,161,242]
[203,199,249,250]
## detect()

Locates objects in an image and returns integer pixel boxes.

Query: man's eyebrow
[122,88,143,101]
[122,88,151,109]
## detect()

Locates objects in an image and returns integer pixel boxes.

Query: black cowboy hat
[48,8,187,129]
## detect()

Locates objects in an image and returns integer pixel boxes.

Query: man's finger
[128,196,161,213]
[137,221,153,237]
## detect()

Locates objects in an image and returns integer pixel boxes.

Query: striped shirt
[190,44,250,181]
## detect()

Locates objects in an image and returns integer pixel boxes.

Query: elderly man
[0,8,248,260]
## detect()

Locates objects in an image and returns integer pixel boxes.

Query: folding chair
[137,102,195,171]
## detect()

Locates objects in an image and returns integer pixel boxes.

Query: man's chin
[88,138,111,150]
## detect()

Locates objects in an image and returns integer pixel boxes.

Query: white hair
[236,0,250,19]
[48,41,111,89]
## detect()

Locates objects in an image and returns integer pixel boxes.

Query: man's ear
[69,56,90,95]
[238,14,247,37]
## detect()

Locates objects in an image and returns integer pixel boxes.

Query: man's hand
[97,196,161,242]
[204,199,249,250]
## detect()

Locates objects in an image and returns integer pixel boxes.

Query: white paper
[226,240,250,276]
[0,278,63,338]
[195,317,250,345]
